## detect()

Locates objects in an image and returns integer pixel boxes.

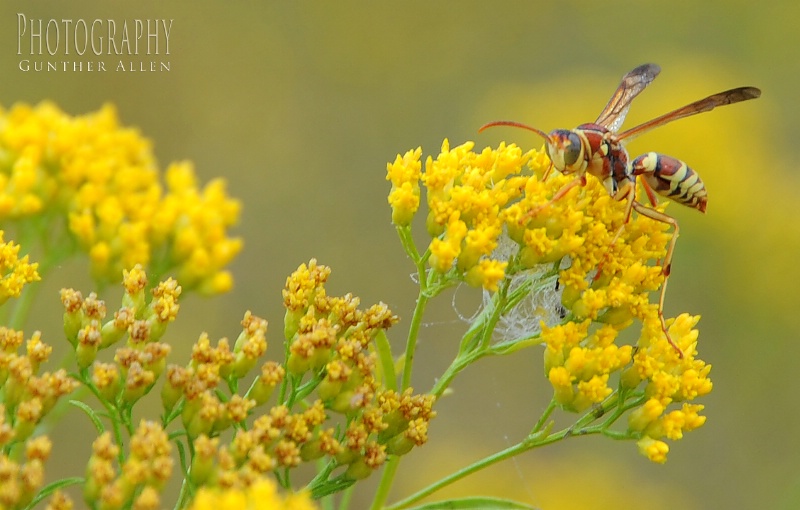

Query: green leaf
[175,438,190,478]
[405,497,537,509]
[23,477,84,510]
[68,399,105,434]
[310,475,357,500]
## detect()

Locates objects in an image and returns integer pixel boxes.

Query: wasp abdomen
[631,152,708,213]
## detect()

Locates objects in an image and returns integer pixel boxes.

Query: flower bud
[286,352,310,376]
[76,321,102,369]
[189,435,218,485]
[318,378,344,402]
[620,366,643,390]
[61,289,84,346]
[548,366,575,408]
[628,398,665,433]
[385,434,415,456]
[284,311,303,342]
[343,458,373,481]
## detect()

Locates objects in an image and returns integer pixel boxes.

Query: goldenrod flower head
[282,259,332,339]
[150,278,182,324]
[247,361,285,406]
[636,436,670,464]
[229,311,268,377]
[25,332,51,371]
[92,362,121,401]
[386,147,422,226]
[0,231,39,305]
[0,328,76,445]
[85,422,172,508]
[0,102,241,294]
[122,361,156,404]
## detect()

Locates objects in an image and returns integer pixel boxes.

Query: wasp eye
[562,132,582,166]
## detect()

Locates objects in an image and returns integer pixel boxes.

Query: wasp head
[545,129,585,174]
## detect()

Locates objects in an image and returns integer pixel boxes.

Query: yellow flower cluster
[84,423,173,510]
[61,265,180,405]
[386,147,422,227]
[626,314,712,463]
[387,140,537,291]
[282,260,436,479]
[52,260,436,506]
[0,230,39,305]
[0,430,53,509]
[189,477,316,510]
[161,311,269,444]
[528,171,712,462]
[543,321,632,411]
[0,102,241,294]
[387,140,712,462]
[0,327,77,509]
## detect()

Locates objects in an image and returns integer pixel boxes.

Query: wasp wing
[617,86,761,142]
[595,63,661,133]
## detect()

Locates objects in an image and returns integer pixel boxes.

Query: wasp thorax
[546,129,583,173]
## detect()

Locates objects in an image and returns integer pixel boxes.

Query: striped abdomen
[631,152,708,212]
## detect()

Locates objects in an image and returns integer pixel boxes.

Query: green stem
[7,214,78,326]
[429,281,510,398]
[400,293,429,391]
[162,399,186,428]
[384,429,568,510]
[174,480,189,510]
[392,230,539,507]
[396,226,423,264]
[375,226,430,510]
[384,388,635,510]
[289,371,326,406]
[372,288,428,508]
[531,398,557,434]
[370,455,401,510]
[73,370,127,465]
[429,350,481,398]
[339,485,355,510]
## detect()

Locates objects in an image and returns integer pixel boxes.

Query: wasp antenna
[478,120,550,142]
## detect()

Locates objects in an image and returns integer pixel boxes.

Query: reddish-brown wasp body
[480,63,760,356]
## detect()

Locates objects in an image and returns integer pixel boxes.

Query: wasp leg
[631,200,683,358]
[541,160,555,182]
[640,177,660,208]
[519,175,586,225]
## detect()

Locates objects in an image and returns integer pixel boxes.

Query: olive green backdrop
[1,1,797,509]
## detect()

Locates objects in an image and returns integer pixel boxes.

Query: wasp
[480,63,760,356]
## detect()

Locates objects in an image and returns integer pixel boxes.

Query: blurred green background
[2,1,798,509]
